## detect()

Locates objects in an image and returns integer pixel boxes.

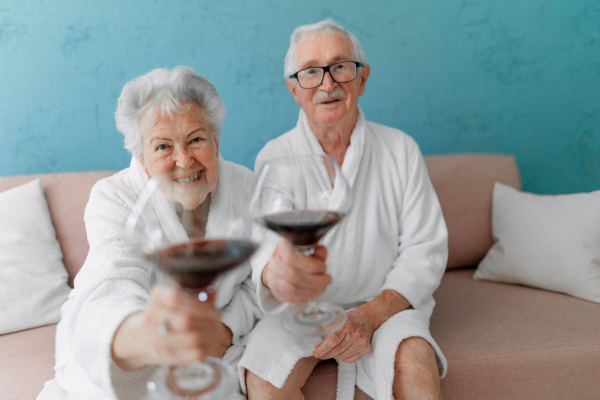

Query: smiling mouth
[175,171,202,185]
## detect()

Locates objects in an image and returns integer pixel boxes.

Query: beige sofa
[1,154,599,400]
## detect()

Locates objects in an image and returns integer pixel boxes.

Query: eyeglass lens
[297,62,357,89]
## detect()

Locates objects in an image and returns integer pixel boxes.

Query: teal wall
[1,1,598,194]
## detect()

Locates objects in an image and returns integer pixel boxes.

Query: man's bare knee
[393,337,441,400]
[395,337,438,371]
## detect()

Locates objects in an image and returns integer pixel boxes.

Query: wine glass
[126,173,258,400]
[251,154,353,336]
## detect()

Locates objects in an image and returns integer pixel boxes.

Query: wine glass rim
[125,176,161,248]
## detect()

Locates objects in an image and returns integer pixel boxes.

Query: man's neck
[306,108,358,167]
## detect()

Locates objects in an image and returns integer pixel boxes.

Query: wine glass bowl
[126,172,257,400]
[251,154,353,336]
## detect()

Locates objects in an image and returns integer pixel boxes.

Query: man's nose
[319,70,337,91]
[174,146,194,168]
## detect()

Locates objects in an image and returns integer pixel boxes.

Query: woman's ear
[139,157,150,177]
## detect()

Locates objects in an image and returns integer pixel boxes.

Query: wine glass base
[148,357,234,400]
[283,301,347,336]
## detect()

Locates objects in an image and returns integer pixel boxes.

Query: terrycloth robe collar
[295,106,366,189]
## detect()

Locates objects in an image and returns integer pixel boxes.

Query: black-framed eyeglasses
[288,61,364,89]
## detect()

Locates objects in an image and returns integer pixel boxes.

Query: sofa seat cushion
[431,268,600,399]
[0,324,57,400]
[302,359,372,399]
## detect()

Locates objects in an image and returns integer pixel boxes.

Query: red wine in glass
[262,210,344,251]
[147,239,259,290]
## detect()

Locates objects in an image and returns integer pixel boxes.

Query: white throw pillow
[474,182,600,304]
[0,179,71,334]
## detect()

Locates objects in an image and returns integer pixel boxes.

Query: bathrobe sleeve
[219,272,263,344]
[68,173,156,399]
[382,145,448,311]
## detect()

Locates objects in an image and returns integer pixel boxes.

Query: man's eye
[191,137,202,143]
[157,144,168,151]
[304,68,319,76]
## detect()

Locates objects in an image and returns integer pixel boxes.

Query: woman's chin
[177,193,208,210]
[173,177,217,210]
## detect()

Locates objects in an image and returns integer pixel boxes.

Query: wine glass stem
[304,299,320,315]
[299,246,317,315]
[299,247,316,256]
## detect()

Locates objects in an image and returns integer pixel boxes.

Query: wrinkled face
[286,31,370,127]
[139,103,219,210]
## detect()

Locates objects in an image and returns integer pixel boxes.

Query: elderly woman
[38,67,260,400]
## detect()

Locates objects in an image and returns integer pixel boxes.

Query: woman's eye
[190,136,204,144]
[157,144,168,151]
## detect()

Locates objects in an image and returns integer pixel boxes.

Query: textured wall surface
[1,0,598,194]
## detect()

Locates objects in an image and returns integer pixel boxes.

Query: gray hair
[284,19,367,79]
[115,66,226,159]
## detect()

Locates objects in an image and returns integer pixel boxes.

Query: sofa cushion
[424,154,521,268]
[0,171,115,286]
[0,179,71,334]
[302,359,372,399]
[431,268,600,399]
[475,182,600,304]
[0,324,57,400]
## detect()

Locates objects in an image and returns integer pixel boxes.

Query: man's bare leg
[246,356,320,400]
[393,337,442,400]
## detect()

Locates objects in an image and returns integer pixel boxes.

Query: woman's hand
[112,284,226,371]
[262,240,331,304]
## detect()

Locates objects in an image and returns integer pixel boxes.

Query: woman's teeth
[176,172,201,185]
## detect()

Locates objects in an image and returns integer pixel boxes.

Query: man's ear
[286,79,302,106]
[358,64,370,96]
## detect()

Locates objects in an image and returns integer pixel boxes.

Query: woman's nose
[173,146,194,168]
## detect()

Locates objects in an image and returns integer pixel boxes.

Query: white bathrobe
[38,156,261,400]
[239,108,448,400]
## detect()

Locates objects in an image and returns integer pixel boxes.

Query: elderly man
[240,19,448,400]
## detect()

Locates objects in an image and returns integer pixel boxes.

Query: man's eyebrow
[299,56,349,69]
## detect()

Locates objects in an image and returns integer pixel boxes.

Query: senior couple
[39,19,448,400]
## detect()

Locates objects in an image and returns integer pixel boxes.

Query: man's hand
[313,290,412,364]
[313,309,374,364]
[262,239,331,304]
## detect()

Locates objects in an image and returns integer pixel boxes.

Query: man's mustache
[312,88,347,104]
